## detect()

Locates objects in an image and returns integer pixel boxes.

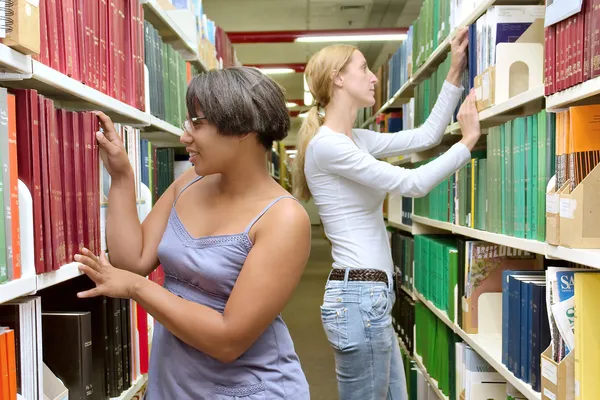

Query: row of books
[0,87,100,279]
[544,0,600,96]
[0,87,177,283]
[389,227,600,397]
[411,0,452,70]
[0,273,159,400]
[144,21,199,127]
[37,0,147,111]
[413,57,452,127]
[413,110,557,243]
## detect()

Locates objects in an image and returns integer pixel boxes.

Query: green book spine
[477,158,487,231]
[525,116,533,237]
[531,114,539,239]
[505,120,514,236]
[501,125,507,234]
[537,110,547,241]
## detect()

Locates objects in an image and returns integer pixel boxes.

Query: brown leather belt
[329,268,390,284]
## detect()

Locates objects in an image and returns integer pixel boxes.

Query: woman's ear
[332,70,344,88]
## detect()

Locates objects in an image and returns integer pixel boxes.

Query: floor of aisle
[282,225,338,400]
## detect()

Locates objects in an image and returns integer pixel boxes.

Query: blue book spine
[508,276,521,375]
[520,280,529,381]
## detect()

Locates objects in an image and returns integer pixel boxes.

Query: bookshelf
[414,292,542,400]
[36,263,84,292]
[414,353,450,400]
[110,374,148,400]
[140,0,209,72]
[0,43,32,76]
[546,75,600,110]
[445,85,546,133]
[0,275,36,305]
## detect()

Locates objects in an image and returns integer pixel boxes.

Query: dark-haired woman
[73,67,311,399]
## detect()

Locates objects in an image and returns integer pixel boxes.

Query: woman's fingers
[77,287,102,299]
[78,264,103,283]
[74,253,102,272]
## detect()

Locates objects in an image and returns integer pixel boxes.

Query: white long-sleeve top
[305,80,471,274]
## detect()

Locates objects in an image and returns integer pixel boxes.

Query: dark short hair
[186,67,290,149]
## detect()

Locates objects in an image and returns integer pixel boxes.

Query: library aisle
[283,227,338,400]
[2,0,600,399]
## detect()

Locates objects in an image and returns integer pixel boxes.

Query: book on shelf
[544,0,600,96]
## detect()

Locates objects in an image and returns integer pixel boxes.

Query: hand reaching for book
[75,248,141,299]
[93,111,133,180]
[447,27,469,87]
[457,89,481,151]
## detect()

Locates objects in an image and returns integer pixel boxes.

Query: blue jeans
[320,269,408,400]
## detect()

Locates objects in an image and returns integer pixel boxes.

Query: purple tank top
[145,176,309,399]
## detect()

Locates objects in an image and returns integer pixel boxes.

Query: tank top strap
[244,195,299,233]
[173,175,203,206]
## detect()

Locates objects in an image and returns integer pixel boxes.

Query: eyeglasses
[182,116,207,133]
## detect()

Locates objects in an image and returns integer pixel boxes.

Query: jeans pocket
[320,304,349,351]
[362,287,391,322]
[213,381,266,399]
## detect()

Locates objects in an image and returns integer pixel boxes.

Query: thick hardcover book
[42,312,94,399]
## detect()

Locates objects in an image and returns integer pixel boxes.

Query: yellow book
[574,272,600,400]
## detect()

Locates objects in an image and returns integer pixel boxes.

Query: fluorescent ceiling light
[295,34,407,43]
[288,154,296,159]
[286,102,298,108]
[299,112,308,118]
[259,68,295,74]
[286,149,298,154]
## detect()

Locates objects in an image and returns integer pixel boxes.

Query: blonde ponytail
[292,105,323,201]
[291,44,357,201]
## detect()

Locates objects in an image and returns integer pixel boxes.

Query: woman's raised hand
[93,111,132,180]
[457,89,481,151]
[447,27,469,86]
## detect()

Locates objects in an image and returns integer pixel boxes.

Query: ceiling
[201,0,423,144]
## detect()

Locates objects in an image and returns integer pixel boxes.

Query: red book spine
[558,20,564,91]
[14,90,45,275]
[61,0,78,79]
[77,113,90,252]
[98,0,108,95]
[129,1,137,109]
[74,0,87,84]
[70,113,85,253]
[57,110,75,263]
[584,0,592,81]
[567,17,573,89]
[7,94,21,280]
[84,2,95,88]
[46,0,61,72]
[91,114,100,256]
[591,0,600,77]
[545,26,551,96]
[136,303,149,374]
[36,0,50,65]
[138,2,146,111]
[38,97,53,273]
[111,2,121,102]
[92,1,100,91]
[119,0,128,105]
[47,100,66,270]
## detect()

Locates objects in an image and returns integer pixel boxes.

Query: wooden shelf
[545,245,600,269]
[0,276,37,305]
[0,44,33,76]
[410,216,600,269]
[546,75,600,111]
[415,291,541,400]
[110,374,148,400]
[0,43,184,141]
[27,60,149,125]
[452,225,547,255]
[387,220,413,234]
[413,354,450,400]
[36,262,83,291]
[446,86,545,135]
[412,215,453,232]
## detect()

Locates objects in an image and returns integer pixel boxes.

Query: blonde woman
[292,28,480,400]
